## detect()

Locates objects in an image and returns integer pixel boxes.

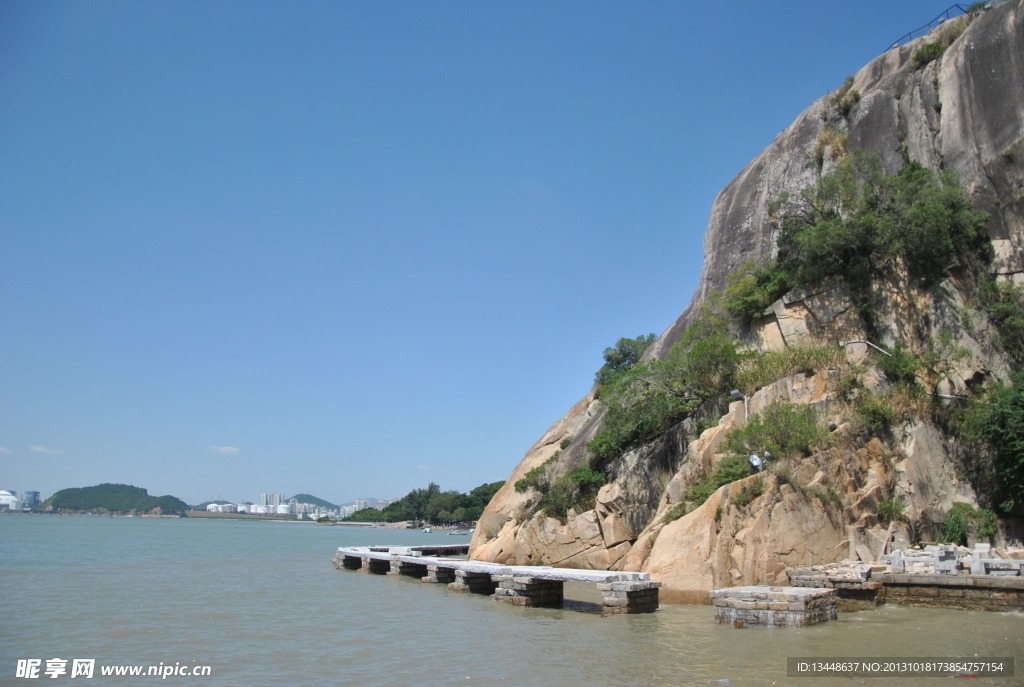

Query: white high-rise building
[260,492,284,507]
[354,498,369,512]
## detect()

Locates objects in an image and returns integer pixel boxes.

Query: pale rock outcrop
[470,390,599,555]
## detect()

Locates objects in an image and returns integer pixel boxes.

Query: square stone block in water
[709,586,837,627]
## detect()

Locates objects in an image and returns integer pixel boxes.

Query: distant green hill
[42,483,189,515]
[288,493,338,510]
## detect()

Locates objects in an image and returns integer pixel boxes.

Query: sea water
[2,515,1022,686]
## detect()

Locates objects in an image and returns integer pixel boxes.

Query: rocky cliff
[470,0,1024,601]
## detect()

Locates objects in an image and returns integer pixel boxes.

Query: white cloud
[0,447,11,453]
[30,445,61,454]
[207,445,239,455]
[417,464,429,471]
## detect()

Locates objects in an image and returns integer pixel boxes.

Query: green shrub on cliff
[731,476,765,507]
[679,456,754,512]
[587,305,738,467]
[913,14,972,70]
[515,453,558,493]
[940,503,975,545]
[939,503,998,544]
[877,343,921,385]
[913,42,945,69]
[971,370,1024,512]
[723,403,827,459]
[533,462,605,522]
[876,496,906,524]
[723,258,791,324]
[979,280,1024,364]
[735,345,845,395]
[593,333,657,389]
[768,155,990,318]
[829,75,861,116]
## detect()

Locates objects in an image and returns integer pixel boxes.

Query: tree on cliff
[594,334,657,388]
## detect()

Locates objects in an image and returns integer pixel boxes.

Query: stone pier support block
[388,560,429,578]
[365,558,390,575]
[422,565,456,584]
[598,580,661,614]
[447,570,498,595]
[710,586,837,627]
[491,575,563,607]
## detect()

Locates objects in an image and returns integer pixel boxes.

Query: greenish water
[1,515,1022,686]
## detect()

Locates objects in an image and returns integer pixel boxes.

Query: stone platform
[710,586,838,627]
[879,573,1024,612]
[787,562,1024,612]
[787,564,884,611]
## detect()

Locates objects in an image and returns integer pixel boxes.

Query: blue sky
[1,0,948,505]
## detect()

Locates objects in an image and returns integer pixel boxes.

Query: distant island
[41,483,189,516]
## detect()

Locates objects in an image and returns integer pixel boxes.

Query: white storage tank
[276,504,291,514]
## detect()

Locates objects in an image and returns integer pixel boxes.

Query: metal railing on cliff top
[886,3,992,52]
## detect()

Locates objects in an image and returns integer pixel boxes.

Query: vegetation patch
[587,305,738,467]
[342,480,505,525]
[970,370,1024,512]
[913,14,972,70]
[811,487,843,509]
[736,345,845,396]
[854,394,896,433]
[829,75,861,117]
[978,280,1024,365]
[768,154,990,322]
[723,403,828,459]
[683,455,754,510]
[515,453,558,494]
[814,127,848,169]
[877,343,921,385]
[913,42,946,69]
[663,501,688,524]
[876,496,907,524]
[723,258,790,325]
[534,462,606,522]
[593,334,657,389]
[731,476,765,507]
[940,502,998,545]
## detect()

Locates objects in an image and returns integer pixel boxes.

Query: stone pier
[599,580,661,615]
[388,560,429,578]
[448,570,498,595]
[334,545,659,616]
[422,565,456,584]
[710,586,837,627]
[492,575,564,607]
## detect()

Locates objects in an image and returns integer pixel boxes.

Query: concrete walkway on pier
[332,545,660,615]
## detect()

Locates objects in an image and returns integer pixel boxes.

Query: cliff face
[652,0,1024,358]
[470,1,1024,598]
